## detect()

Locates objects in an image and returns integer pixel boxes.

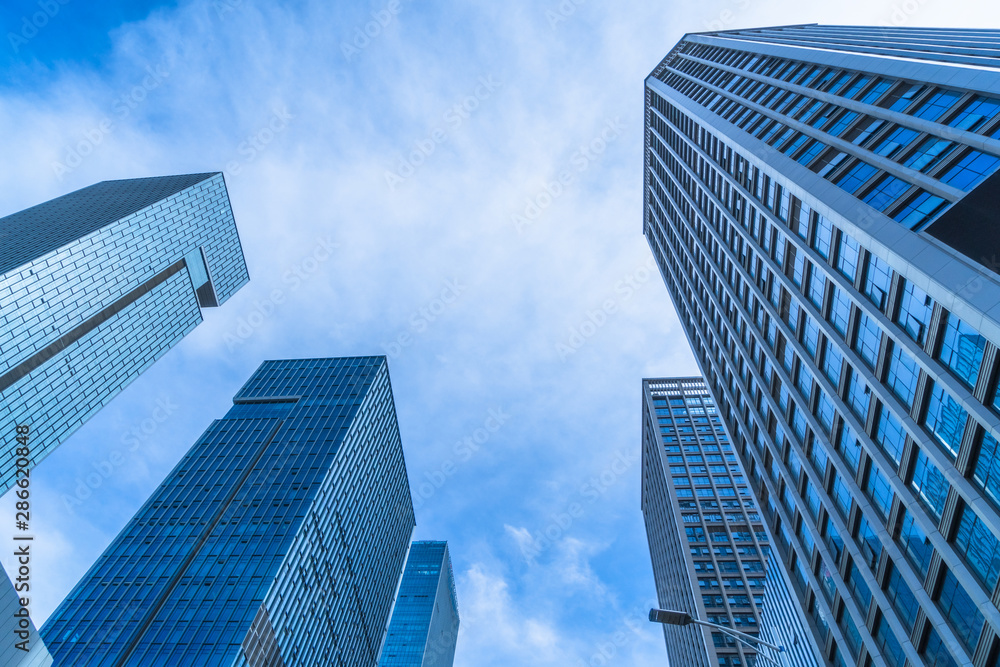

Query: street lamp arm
[687,618,784,653]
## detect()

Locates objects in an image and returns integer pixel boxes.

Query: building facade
[645,25,1000,667]
[378,541,460,667]
[40,356,415,666]
[642,376,820,667]
[0,172,248,494]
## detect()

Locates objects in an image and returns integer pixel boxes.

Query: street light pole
[649,608,787,667]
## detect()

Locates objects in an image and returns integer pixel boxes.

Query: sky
[1,0,998,665]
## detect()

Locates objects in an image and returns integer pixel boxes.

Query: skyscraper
[0,172,248,493]
[378,541,460,667]
[40,356,415,666]
[645,25,1000,667]
[642,376,820,667]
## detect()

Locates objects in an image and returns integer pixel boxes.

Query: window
[822,338,844,387]
[886,343,920,405]
[863,174,910,211]
[910,448,948,520]
[854,312,882,370]
[884,562,919,633]
[893,190,948,230]
[897,509,933,579]
[952,504,1000,590]
[948,94,1000,132]
[857,513,883,569]
[903,137,955,173]
[837,422,863,474]
[831,471,853,519]
[835,161,878,194]
[845,370,871,423]
[895,280,932,345]
[828,286,852,337]
[865,462,894,519]
[847,560,872,612]
[923,382,968,459]
[935,566,985,652]
[921,626,961,667]
[863,254,892,311]
[874,613,906,667]
[911,88,961,121]
[937,311,987,389]
[939,149,1000,191]
[812,215,834,258]
[872,125,918,158]
[973,431,1000,509]
[874,405,906,467]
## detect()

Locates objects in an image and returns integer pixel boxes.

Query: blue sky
[1,0,997,664]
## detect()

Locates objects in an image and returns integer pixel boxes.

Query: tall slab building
[378,541,460,667]
[40,356,415,666]
[0,172,249,493]
[645,25,1000,667]
[642,376,820,667]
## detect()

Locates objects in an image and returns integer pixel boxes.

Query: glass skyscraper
[646,25,1000,667]
[0,172,248,494]
[378,541,460,667]
[40,356,415,666]
[642,376,820,667]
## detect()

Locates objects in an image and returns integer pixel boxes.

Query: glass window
[885,562,919,633]
[897,509,933,579]
[835,234,860,282]
[847,560,872,612]
[845,369,871,423]
[952,504,1000,590]
[824,515,845,566]
[812,215,834,259]
[887,83,927,112]
[939,149,1000,191]
[837,422,863,474]
[795,139,825,166]
[973,431,1000,509]
[872,125,919,158]
[893,190,949,230]
[823,338,844,387]
[903,137,956,173]
[886,343,920,405]
[863,174,911,212]
[895,280,932,345]
[807,266,826,310]
[935,566,985,652]
[949,95,1000,132]
[854,311,883,370]
[857,513,883,569]
[874,613,906,667]
[828,286,852,337]
[865,462,894,519]
[835,161,879,194]
[910,448,949,520]
[923,382,968,459]
[937,311,987,389]
[826,110,860,137]
[874,405,906,467]
[832,471,853,518]
[863,254,892,312]
[912,88,962,121]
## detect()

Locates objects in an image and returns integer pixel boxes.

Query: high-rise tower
[0,173,248,493]
[646,25,1000,667]
[642,376,820,667]
[41,356,415,667]
[378,541,460,667]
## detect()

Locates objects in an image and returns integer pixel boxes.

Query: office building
[645,24,1000,667]
[41,356,415,666]
[642,376,819,667]
[0,172,248,494]
[378,541,460,667]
